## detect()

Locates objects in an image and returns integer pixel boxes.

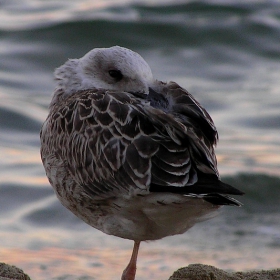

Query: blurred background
[0,0,279,279]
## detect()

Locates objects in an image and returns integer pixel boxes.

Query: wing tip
[202,193,243,207]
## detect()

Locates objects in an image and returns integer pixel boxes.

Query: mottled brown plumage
[40,46,243,280]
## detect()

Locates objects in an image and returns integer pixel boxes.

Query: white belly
[84,193,220,241]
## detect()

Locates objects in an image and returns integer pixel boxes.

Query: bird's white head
[54,46,154,100]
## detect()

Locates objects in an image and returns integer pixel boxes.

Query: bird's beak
[147,87,168,109]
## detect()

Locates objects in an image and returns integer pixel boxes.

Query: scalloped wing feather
[41,83,220,200]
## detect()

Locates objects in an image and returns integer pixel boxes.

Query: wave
[223,173,280,213]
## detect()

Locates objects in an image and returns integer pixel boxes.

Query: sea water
[0,1,280,279]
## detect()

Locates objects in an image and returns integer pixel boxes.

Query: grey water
[0,1,280,279]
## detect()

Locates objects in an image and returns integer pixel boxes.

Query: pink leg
[121,241,141,280]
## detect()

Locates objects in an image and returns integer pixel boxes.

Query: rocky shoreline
[1,262,280,280]
[168,264,280,280]
[0,263,30,280]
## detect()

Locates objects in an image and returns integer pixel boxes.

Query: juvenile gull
[40,46,243,280]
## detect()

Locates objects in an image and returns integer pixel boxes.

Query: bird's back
[40,80,242,240]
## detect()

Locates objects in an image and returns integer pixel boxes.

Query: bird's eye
[108,70,123,81]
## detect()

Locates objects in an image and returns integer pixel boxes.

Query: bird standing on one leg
[40,46,243,280]
[121,241,140,280]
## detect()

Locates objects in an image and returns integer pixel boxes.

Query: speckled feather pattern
[40,46,242,241]
[42,82,218,196]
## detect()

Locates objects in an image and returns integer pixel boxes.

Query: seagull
[40,46,243,280]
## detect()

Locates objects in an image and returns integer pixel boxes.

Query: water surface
[0,1,279,279]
